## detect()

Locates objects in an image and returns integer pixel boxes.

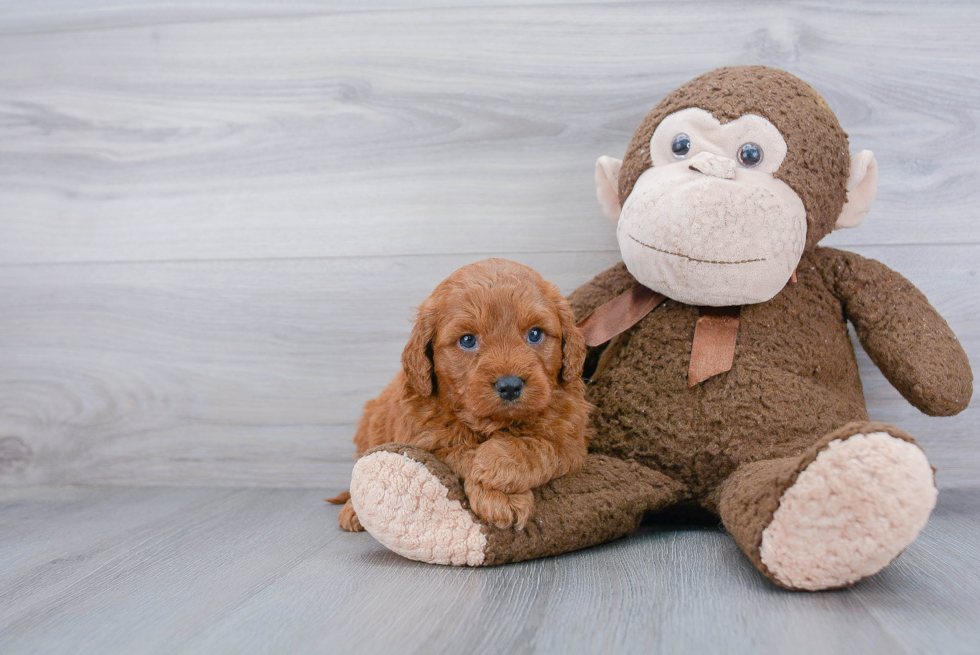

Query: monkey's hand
[824,248,973,416]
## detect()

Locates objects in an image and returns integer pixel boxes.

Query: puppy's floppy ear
[552,288,587,385]
[401,299,438,397]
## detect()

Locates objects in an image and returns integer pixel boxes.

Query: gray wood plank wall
[1,0,978,488]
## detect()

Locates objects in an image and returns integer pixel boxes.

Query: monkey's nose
[494,376,525,401]
[688,151,737,179]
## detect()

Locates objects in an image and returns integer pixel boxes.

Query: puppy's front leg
[471,435,586,495]
[465,436,587,529]
[432,444,477,480]
[432,441,535,529]
[338,499,364,532]
[464,479,534,530]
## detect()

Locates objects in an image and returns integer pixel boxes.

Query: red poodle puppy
[333,258,591,531]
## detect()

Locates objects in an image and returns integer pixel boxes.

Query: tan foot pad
[350,450,487,566]
[761,432,937,590]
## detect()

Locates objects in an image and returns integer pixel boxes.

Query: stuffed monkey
[346,66,972,590]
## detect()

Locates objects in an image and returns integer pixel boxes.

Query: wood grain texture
[0,1,977,488]
[0,1,978,266]
[0,245,976,488]
[1,485,978,654]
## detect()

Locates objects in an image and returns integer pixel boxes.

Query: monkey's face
[616,108,807,306]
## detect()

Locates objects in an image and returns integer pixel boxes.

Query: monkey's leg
[349,443,685,566]
[718,421,937,590]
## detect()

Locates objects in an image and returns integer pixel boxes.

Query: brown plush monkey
[346,67,972,590]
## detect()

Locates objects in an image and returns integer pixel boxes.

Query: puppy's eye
[737,142,763,167]
[671,133,691,159]
[458,334,478,350]
[526,328,545,344]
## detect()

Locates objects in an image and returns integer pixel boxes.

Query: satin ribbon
[688,306,741,387]
[576,284,741,386]
[576,284,666,348]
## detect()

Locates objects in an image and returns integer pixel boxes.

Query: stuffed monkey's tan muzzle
[687,151,737,179]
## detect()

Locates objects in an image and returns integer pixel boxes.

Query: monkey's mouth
[628,234,767,265]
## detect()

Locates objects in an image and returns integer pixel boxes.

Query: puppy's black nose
[494,376,525,401]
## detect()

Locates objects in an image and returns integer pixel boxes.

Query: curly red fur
[338,259,591,531]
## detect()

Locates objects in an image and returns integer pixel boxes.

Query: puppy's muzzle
[494,376,525,401]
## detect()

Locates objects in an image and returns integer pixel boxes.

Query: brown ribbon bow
[576,284,741,387]
[575,284,666,348]
[687,306,740,387]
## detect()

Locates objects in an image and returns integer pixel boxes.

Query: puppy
[333,258,590,531]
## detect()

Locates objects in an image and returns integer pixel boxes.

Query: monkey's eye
[737,142,763,167]
[671,133,692,158]
[527,328,545,344]
[458,334,478,350]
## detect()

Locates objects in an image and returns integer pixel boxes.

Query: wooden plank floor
[1,485,978,654]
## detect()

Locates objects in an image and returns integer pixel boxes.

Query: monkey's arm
[817,247,972,416]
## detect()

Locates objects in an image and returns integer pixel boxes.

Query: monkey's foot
[349,444,487,566]
[759,429,937,590]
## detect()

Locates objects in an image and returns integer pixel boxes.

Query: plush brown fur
[464,69,972,576]
[570,250,970,504]
[346,68,972,587]
[339,258,591,531]
[343,68,971,589]
[448,246,969,577]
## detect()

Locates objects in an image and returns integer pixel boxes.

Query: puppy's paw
[338,499,364,532]
[465,479,534,530]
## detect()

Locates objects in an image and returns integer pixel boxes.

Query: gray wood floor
[1,484,978,655]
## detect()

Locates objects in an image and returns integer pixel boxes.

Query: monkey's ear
[595,156,623,222]
[836,150,878,229]
[401,301,437,397]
